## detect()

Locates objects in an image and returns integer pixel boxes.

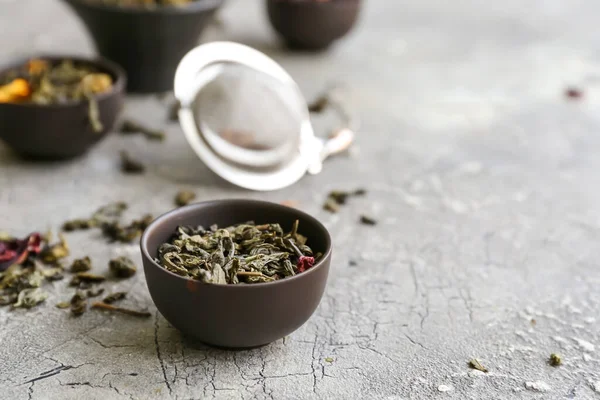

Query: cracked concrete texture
[1,0,600,398]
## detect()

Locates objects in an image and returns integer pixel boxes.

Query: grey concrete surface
[1,0,600,399]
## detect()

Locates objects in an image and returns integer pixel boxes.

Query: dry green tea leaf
[86,287,105,298]
[40,233,69,264]
[325,357,334,363]
[70,272,106,287]
[468,359,488,373]
[359,215,377,226]
[175,190,196,207]
[102,292,126,304]
[13,288,48,308]
[120,119,165,141]
[120,150,145,174]
[109,257,137,278]
[549,353,562,367]
[55,301,70,309]
[70,290,87,316]
[70,256,92,273]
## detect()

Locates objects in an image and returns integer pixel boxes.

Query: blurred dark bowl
[141,199,332,348]
[266,0,361,51]
[0,56,126,160]
[62,0,223,93]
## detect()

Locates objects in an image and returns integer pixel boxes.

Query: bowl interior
[0,55,126,108]
[142,199,331,278]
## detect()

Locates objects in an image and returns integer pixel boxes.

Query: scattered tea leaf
[175,190,196,207]
[103,292,127,304]
[109,257,137,278]
[120,119,165,141]
[70,272,106,287]
[55,301,70,309]
[91,302,151,318]
[549,353,562,367]
[13,288,48,308]
[62,218,97,231]
[70,290,87,316]
[168,99,180,121]
[120,150,145,174]
[323,189,367,213]
[325,357,334,363]
[86,287,105,298]
[0,293,17,306]
[40,233,69,264]
[468,359,488,373]
[359,215,377,225]
[308,94,330,113]
[70,256,92,273]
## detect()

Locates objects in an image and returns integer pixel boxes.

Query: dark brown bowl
[141,199,332,348]
[266,0,361,51]
[0,56,126,160]
[62,0,223,93]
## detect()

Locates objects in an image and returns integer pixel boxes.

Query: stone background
[1,0,599,399]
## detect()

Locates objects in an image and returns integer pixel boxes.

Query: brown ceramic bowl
[266,0,362,50]
[141,199,332,348]
[0,56,126,160]
[63,0,223,93]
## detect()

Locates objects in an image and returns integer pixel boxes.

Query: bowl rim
[0,55,127,109]
[140,199,332,289]
[63,0,224,15]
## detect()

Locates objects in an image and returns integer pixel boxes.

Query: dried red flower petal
[0,233,42,271]
[296,256,315,273]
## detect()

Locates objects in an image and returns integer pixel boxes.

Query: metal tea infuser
[174,41,355,191]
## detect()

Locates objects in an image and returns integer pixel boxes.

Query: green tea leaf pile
[155,220,319,284]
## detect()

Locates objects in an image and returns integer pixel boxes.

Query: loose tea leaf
[109,257,137,278]
[468,359,488,373]
[175,190,196,207]
[323,189,366,213]
[0,293,17,306]
[62,218,97,231]
[359,215,377,226]
[549,353,562,367]
[70,272,106,287]
[155,220,316,285]
[102,292,126,304]
[101,214,153,244]
[55,301,70,309]
[70,256,92,273]
[120,151,145,174]
[324,357,334,363]
[168,99,180,121]
[86,287,105,298]
[40,233,69,264]
[70,290,87,316]
[13,288,48,309]
[120,120,165,141]
[91,302,151,318]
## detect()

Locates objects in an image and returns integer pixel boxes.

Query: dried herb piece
[70,290,87,316]
[91,302,151,318]
[468,359,488,373]
[70,256,92,273]
[40,233,69,265]
[62,219,97,231]
[102,292,126,304]
[324,357,334,363]
[70,272,106,287]
[120,150,145,174]
[359,215,377,225]
[13,288,48,309]
[55,301,70,309]
[323,189,367,213]
[155,220,316,285]
[308,94,330,113]
[109,257,137,278]
[0,293,17,306]
[41,265,65,281]
[0,232,42,272]
[175,190,196,207]
[549,353,562,367]
[86,287,105,298]
[120,120,165,141]
[101,214,153,244]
